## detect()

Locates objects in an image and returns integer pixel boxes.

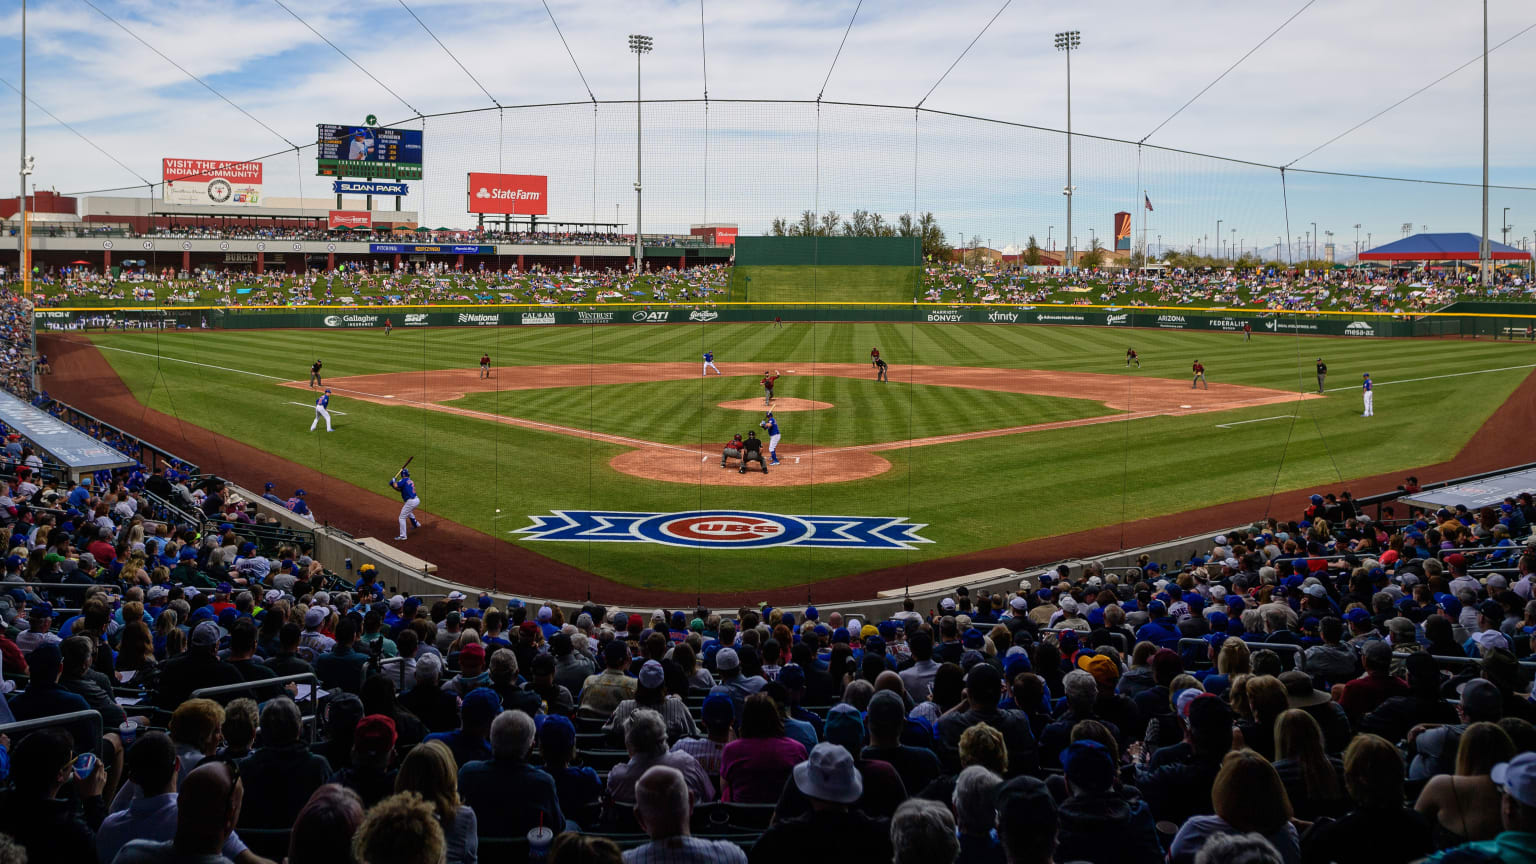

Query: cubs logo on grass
[516,510,931,550]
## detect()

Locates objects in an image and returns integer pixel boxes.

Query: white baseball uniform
[310,392,332,431]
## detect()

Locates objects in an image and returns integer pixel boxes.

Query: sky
[1,0,1535,258]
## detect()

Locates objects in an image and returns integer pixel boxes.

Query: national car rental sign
[466,173,548,216]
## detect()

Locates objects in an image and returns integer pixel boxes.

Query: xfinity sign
[466,172,548,215]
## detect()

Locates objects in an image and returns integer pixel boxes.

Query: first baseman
[310,389,333,432]
[1362,373,1374,416]
[703,350,720,376]
[761,412,782,465]
[310,359,323,388]
[389,468,422,540]
[1191,359,1208,389]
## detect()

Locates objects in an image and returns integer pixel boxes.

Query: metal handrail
[1429,653,1536,671]
[1438,545,1531,556]
[0,708,104,749]
[191,673,323,741]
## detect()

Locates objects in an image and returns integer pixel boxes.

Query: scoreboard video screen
[316,124,424,180]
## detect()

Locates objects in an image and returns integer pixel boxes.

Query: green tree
[769,217,789,237]
[917,212,949,260]
[1023,235,1042,266]
[793,210,816,236]
[1079,237,1106,268]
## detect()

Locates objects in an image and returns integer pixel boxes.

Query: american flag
[1144,193,1154,212]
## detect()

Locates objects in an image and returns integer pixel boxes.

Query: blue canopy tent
[1358,232,1531,262]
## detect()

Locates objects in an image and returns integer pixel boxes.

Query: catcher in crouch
[720,433,745,469]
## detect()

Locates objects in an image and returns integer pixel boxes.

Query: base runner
[720,433,744,468]
[480,353,491,379]
[310,389,333,432]
[1191,359,1208,389]
[389,468,422,540]
[739,431,768,474]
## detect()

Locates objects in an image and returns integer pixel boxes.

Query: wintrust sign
[466,173,548,215]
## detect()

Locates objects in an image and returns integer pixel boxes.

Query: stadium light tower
[629,33,653,275]
[1354,223,1362,260]
[1503,207,1510,246]
[1055,30,1080,269]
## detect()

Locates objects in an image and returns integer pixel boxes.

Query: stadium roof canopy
[1358,232,1530,261]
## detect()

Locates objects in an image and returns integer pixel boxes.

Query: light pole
[1230,228,1236,261]
[1480,0,1490,285]
[1216,219,1222,260]
[1503,207,1510,245]
[1325,230,1334,263]
[1354,223,1361,261]
[1047,226,1054,251]
[18,0,28,304]
[1055,30,1080,268]
[628,33,653,275]
[1310,222,1317,261]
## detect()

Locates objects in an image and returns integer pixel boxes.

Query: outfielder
[703,351,720,376]
[1191,359,1208,389]
[1316,358,1328,394]
[310,389,333,432]
[385,317,393,336]
[389,468,422,540]
[720,433,744,468]
[1362,373,1374,417]
[761,369,781,407]
[761,413,782,465]
[479,353,491,379]
[309,359,323,388]
[1125,347,1140,368]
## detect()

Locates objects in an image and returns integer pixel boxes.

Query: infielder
[870,347,881,369]
[703,351,720,376]
[1316,358,1328,394]
[1362,373,1374,417]
[389,468,422,540]
[1191,359,1208,389]
[761,412,782,465]
[310,389,333,432]
[760,369,781,407]
[309,359,323,388]
[480,353,491,379]
[1125,347,1140,368]
[720,433,744,468]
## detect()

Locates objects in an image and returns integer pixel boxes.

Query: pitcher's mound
[717,397,832,412]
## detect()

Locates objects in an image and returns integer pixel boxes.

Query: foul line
[1216,415,1292,429]
[1323,363,1536,393]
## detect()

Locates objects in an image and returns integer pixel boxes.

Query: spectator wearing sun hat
[749,742,894,864]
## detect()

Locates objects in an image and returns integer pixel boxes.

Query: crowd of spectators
[0,484,1534,862]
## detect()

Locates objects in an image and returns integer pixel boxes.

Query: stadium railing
[191,673,323,737]
[0,708,104,755]
[1178,637,1303,671]
[1430,653,1536,672]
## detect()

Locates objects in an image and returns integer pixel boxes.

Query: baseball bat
[393,456,414,481]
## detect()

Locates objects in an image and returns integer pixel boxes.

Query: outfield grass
[82,322,1532,593]
[729,266,919,304]
[448,377,1115,448]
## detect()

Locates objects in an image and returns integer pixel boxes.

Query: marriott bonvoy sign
[466,173,548,215]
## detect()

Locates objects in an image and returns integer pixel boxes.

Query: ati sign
[516,510,932,550]
[402,314,429,326]
[466,172,548,215]
[688,310,720,322]
[457,313,501,326]
[926,311,964,322]
[322,314,380,328]
[986,311,1020,323]
[631,310,671,323]
[521,312,557,325]
[577,311,615,323]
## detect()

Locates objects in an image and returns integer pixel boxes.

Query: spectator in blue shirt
[457,709,567,837]
[425,687,500,769]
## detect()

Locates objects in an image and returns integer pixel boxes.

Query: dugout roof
[1398,466,1536,512]
[1358,232,1530,261]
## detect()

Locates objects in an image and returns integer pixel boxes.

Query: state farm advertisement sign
[328,210,372,229]
[466,173,547,215]
[162,158,263,207]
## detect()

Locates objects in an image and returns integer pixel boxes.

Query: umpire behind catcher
[739,431,768,474]
[721,433,744,468]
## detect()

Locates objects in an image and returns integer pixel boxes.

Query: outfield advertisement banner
[466,173,548,215]
[162,158,263,206]
[38,306,1426,337]
[328,211,372,230]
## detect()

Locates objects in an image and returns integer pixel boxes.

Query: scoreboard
[316,124,424,180]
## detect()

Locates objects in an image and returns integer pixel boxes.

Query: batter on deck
[760,369,781,406]
[389,468,422,540]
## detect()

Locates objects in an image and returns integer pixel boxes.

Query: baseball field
[37,316,1536,602]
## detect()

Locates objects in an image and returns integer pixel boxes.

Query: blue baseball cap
[778,663,806,690]
[702,693,735,727]
[1435,593,1462,617]
[1062,739,1116,793]
[537,714,576,752]
[461,688,502,724]
[1344,607,1371,623]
